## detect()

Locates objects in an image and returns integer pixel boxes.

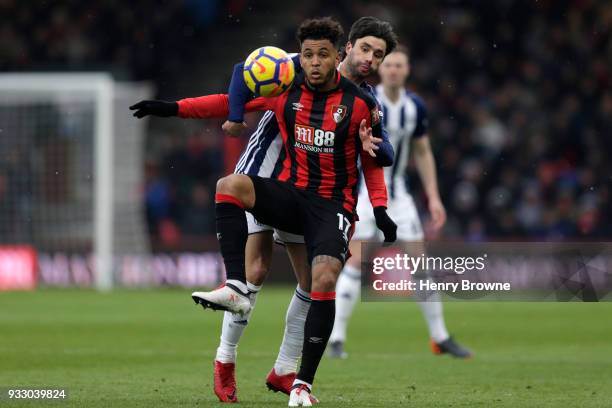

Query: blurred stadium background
[1,0,609,290]
[0,1,611,407]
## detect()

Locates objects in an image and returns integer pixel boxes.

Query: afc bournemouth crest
[332,104,347,123]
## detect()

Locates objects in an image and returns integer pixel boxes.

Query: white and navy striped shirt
[233,110,286,177]
[373,84,428,199]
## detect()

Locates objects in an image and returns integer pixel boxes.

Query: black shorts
[247,175,354,265]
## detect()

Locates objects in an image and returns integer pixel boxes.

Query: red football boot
[213,360,238,403]
[266,368,319,404]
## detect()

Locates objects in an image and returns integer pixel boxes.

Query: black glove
[129,100,178,118]
[374,206,397,243]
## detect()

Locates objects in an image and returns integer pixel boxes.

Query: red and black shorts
[247,175,354,265]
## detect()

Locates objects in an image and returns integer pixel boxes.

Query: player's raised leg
[192,174,256,315]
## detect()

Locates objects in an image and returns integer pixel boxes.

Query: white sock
[215,281,262,363]
[329,264,361,344]
[416,290,449,343]
[226,279,248,295]
[273,286,311,375]
[292,378,312,390]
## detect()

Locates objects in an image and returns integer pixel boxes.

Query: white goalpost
[0,73,153,291]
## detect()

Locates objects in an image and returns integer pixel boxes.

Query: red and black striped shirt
[243,72,387,213]
[177,72,388,213]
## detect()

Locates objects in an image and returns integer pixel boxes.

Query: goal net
[0,73,152,290]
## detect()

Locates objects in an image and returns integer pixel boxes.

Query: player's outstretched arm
[130,95,229,119]
[130,94,275,120]
[129,100,178,118]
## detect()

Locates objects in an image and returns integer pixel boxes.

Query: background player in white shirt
[329,45,472,359]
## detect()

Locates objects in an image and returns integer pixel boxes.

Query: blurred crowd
[262,0,612,241]
[2,0,610,245]
[0,0,220,79]
[398,0,611,240]
[144,130,224,247]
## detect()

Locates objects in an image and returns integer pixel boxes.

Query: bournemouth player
[131,16,399,404]
[133,17,397,405]
[328,46,472,359]
[179,18,396,406]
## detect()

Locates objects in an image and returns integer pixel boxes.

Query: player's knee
[216,175,240,195]
[246,259,269,285]
[216,175,254,207]
[312,266,338,292]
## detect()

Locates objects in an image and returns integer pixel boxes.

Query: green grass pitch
[1,287,611,407]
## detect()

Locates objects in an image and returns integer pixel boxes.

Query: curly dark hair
[348,16,398,56]
[296,17,344,49]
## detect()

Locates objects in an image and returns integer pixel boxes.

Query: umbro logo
[308,337,323,344]
[292,102,304,111]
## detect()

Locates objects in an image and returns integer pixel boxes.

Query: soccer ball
[243,46,295,97]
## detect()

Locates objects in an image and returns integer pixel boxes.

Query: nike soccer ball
[243,46,295,97]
